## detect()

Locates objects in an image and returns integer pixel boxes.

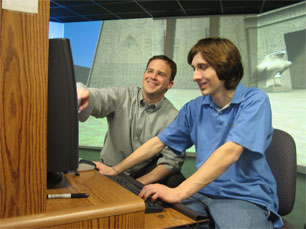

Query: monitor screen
[47,38,79,188]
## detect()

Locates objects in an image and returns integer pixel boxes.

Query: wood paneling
[145,208,197,229]
[0,210,144,228]
[44,213,145,229]
[0,0,50,218]
[0,171,145,228]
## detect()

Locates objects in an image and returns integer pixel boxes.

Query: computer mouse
[77,159,97,172]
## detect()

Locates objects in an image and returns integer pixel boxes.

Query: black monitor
[47,38,79,188]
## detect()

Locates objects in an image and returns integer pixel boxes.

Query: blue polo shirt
[158,83,282,227]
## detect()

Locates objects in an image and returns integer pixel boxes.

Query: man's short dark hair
[146,55,177,81]
[187,37,243,90]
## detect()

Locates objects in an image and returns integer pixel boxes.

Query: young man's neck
[212,89,235,108]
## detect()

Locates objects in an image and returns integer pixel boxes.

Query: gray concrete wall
[88,2,305,91]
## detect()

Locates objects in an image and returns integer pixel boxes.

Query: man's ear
[167,81,174,90]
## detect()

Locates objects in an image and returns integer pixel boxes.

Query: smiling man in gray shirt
[77,55,185,187]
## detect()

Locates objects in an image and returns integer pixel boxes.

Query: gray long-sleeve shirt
[78,83,185,175]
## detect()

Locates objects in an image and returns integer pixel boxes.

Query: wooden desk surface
[47,171,144,213]
[0,171,145,228]
[52,171,200,228]
[0,171,206,228]
[49,171,207,228]
[144,208,197,228]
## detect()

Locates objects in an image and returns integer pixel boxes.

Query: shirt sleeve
[77,82,120,122]
[156,146,185,173]
[158,103,194,154]
[227,89,273,154]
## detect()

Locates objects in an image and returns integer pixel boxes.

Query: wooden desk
[145,208,201,229]
[0,171,144,228]
[0,171,206,228]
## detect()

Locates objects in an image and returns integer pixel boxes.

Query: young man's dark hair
[187,37,243,90]
[146,55,177,81]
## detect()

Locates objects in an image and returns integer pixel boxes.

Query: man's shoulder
[109,85,139,92]
[244,86,269,102]
[235,86,271,113]
[233,84,269,106]
[180,96,204,111]
[163,97,178,113]
[106,86,140,97]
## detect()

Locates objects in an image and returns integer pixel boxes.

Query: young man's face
[191,53,225,97]
[142,59,173,98]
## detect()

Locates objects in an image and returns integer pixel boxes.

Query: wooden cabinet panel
[0,0,49,218]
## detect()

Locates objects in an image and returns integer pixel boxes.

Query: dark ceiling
[50,0,304,23]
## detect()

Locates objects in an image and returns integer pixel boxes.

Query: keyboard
[106,173,166,213]
[106,173,208,222]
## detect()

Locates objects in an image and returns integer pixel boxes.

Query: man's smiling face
[142,59,173,101]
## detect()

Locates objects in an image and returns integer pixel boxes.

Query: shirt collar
[201,83,247,107]
[138,88,164,110]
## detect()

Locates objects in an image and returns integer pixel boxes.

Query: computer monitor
[47,38,79,188]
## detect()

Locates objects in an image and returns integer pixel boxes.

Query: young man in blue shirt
[98,38,282,228]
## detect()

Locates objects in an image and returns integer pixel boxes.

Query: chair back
[265,129,297,216]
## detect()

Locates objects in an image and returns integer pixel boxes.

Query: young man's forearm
[175,141,244,200]
[136,164,171,185]
[113,137,165,174]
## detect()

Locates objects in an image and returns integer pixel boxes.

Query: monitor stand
[47,172,69,189]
